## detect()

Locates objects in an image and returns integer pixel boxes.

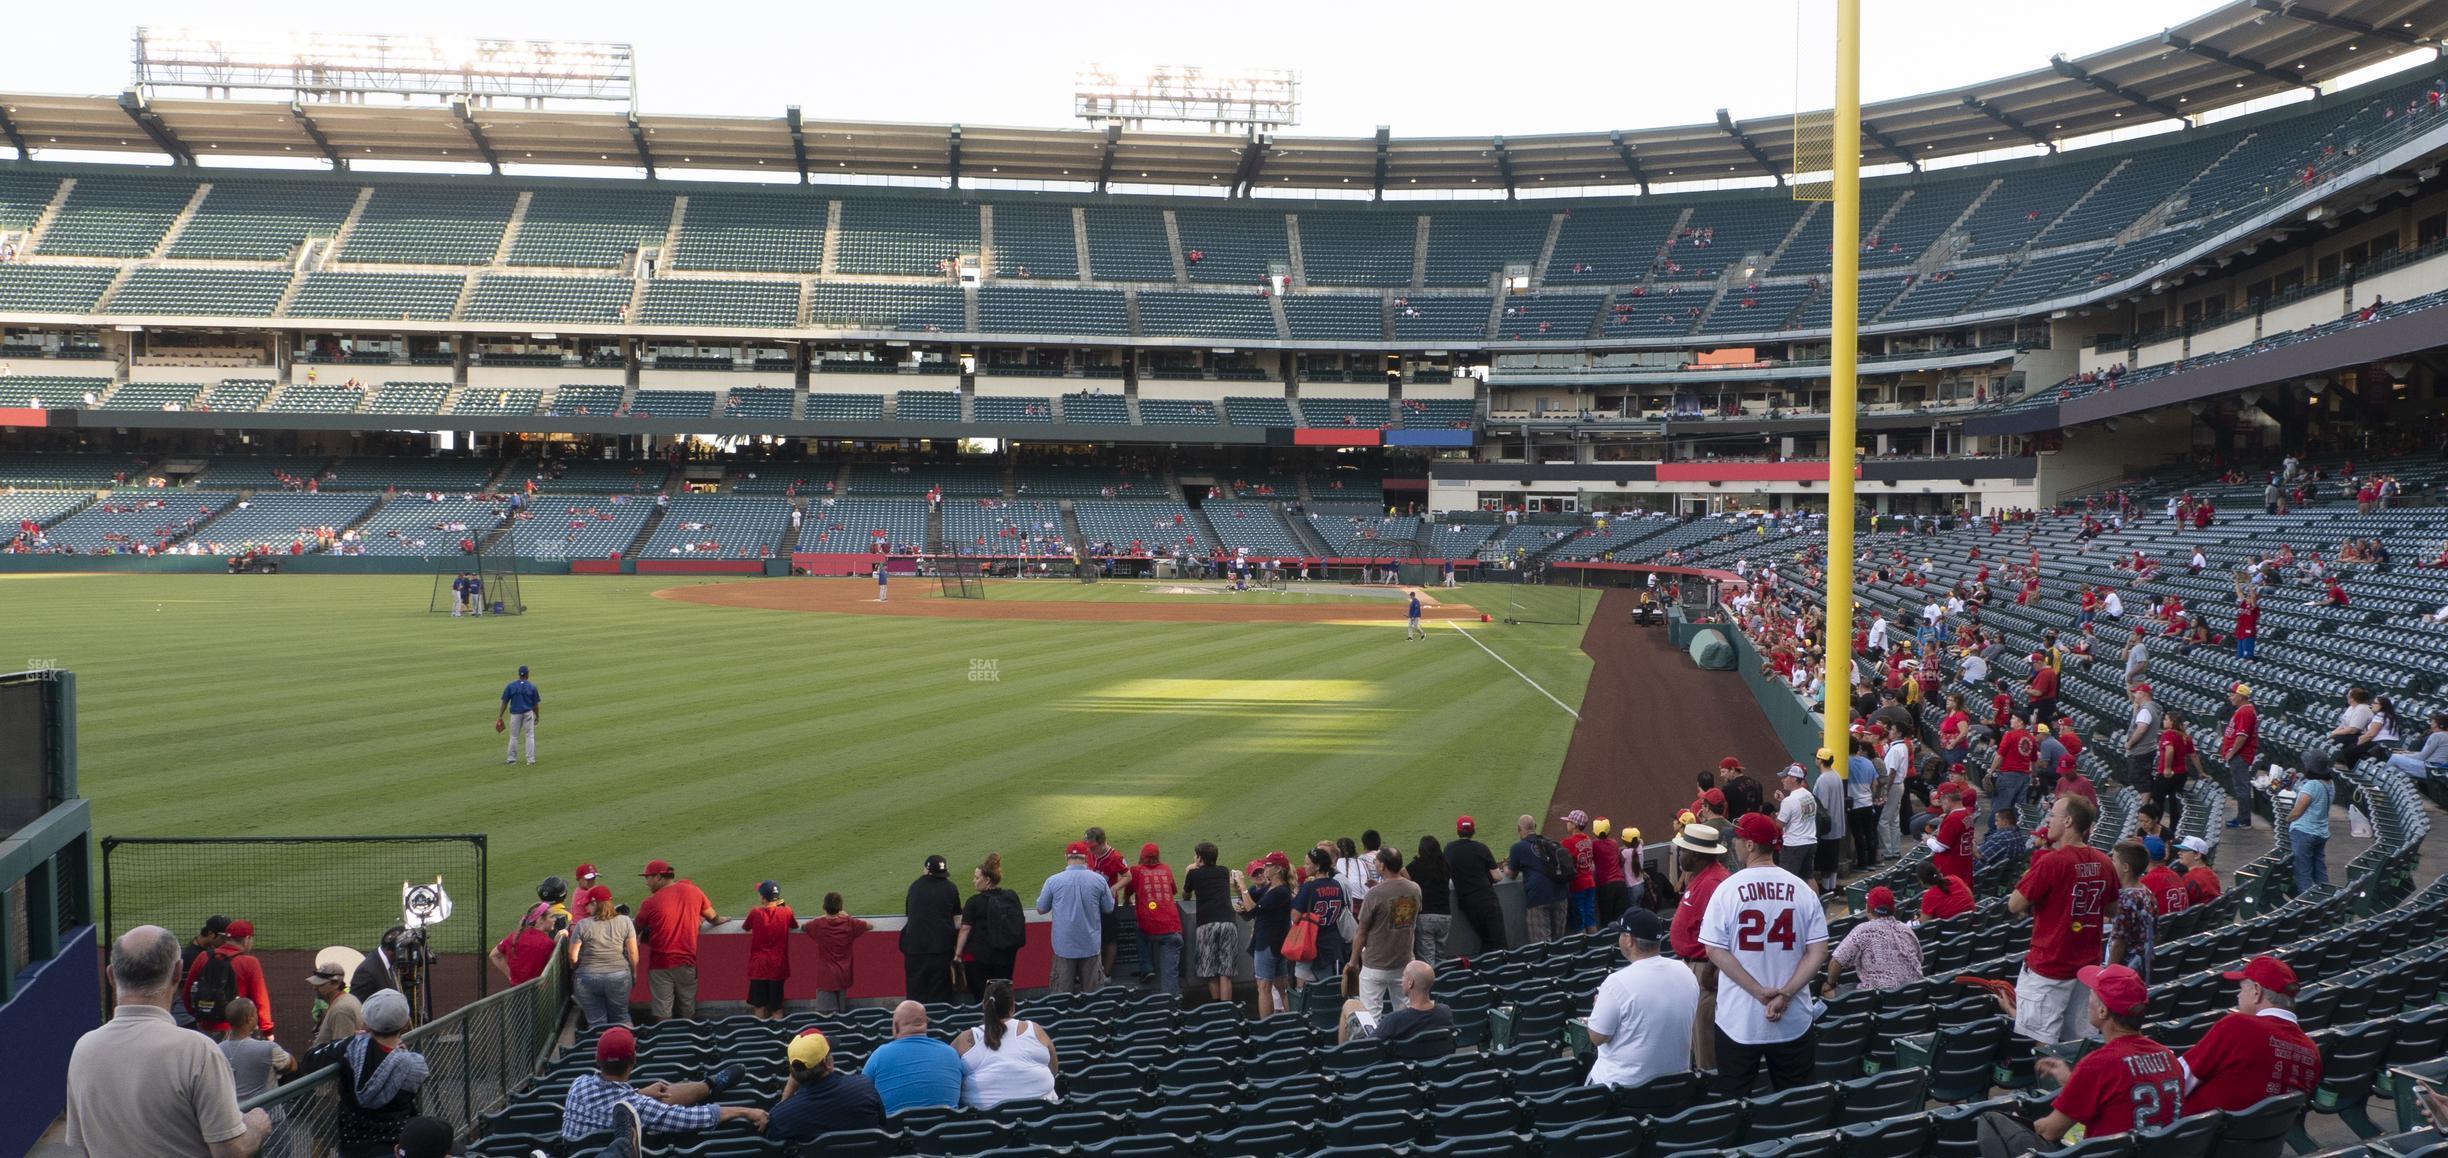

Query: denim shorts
[1251,947,1287,980]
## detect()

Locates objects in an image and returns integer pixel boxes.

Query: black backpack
[983,889,1028,953]
[1530,836,1572,888]
[188,952,239,1023]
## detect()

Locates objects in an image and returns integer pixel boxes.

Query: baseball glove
[494,719,506,733]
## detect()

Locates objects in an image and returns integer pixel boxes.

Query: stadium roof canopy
[1,0,2442,192]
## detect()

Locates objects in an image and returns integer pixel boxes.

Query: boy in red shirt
[2008,795,2118,1043]
[2176,837,2223,904]
[2138,838,2189,916]
[2179,956,2322,1112]
[801,892,872,1012]
[1990,965,2179,1152]
[2219,685,2260,829]
[1928,787,1975,885]
[1121,843,1184,991]
[743,881,798,1019]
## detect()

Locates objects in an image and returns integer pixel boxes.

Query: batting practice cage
[934,556,985,599]
[1494,565,1596,625]
[102,835,491,1023]
[429,549,526,616]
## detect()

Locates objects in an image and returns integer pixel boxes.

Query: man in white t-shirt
[1584,907,1698,1090]
[2102,590,2124,619]
[1699,812,1832,1095]
[1774,764,1818,880]
[1866,614,1889,655]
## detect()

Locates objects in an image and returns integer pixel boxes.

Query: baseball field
[13,573,1593,940]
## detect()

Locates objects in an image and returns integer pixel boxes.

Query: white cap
[2178,836,2212,855]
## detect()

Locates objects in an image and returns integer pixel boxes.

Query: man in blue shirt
[467,573,485,617]
[1507,814,1567,942]
[875,563,888,603]
[1036,842,1114,993]
[763,1028,882,1145]
[498,665,541,766]
[860,1001,964,1116]
[1407,591,1425,640]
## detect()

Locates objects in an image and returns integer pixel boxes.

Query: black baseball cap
[1617,908,1666,942]
[201,915,232,936]
[393,1115,454,1158]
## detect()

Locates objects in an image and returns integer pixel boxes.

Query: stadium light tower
[1073,65,1300,134]
[132,29,637,110]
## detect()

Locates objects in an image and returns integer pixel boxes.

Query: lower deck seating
[1071,500,1202,554]
[799,499,925,554]
[190,493,377,550]
[942,499,1068,555]
[511,496,656,559]
[637,495,791,558]
[349,496,502,556]
[1200,500,1306,556]
[41,490,236,552]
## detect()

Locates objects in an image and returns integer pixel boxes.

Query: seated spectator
[1337,959,1454,1044]
[1979,966,2179,1152]
[764,1028,884,1145]
[559,1025,766,1145]
[2178,956,2322,1113]
[1827,888,1923,991]
[956,979,1059,1110]
[1916,861,1975,922]
[862,1001,965,1117]
[66,925,272,1157]
[301,989,429,1158]
[1582,909,1697,1088]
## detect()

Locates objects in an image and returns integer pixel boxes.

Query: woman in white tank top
[954,979,1059,1109]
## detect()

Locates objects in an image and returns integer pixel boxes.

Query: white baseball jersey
[1698,864,1830,1045]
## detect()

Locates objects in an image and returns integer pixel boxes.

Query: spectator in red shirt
[1083,827,1128,978]
[2153,707,2197,826]
[2008,795,2118,1043]
[2232,591,2260,660]
[1121,843,1183,993]
[489,904,558,986]
[1981,964,2180,1153]
[2025,658,2059,727]
[743,881,798,1020]
[2179,956,2322,1113]
[1928,788,1975,885]
[1915,860,1974,922]
[2138,838,2190,917]
[803,893,872,1012]
[2219,685,2260,830]
[634,858,721,1021]
[2176,837,2223,905]
[1559,810,1599,933]
[184,918,275,1038]
[2055,764,2100,809]
[1669,822,1732,1072]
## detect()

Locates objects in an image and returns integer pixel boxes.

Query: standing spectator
[1699,813,1832,1095]
[1507,814,1568,943]
[177,917,231,1030]
[860,1002,966,1117]
[955,980,1059,1110]
[1810,752,1847,893]
[956,855,1024,1002]
[1826,887,1923,992]
[1846,739,1881,869]
[303,989,430,1158]
[1332,836,1376,912]
[2176,837,2222,905]
[1916,861,1975,922]
[1293,847,1352,986]
[1121,843,1183,992]
[1978,965,2179,1154]
[803,893,872,1013]
[1410,835,1454,964]
[490,903,559,986]
[1349,847,1421,1016]
[185,917,274,1040]
[1443,817,1506,951]
[1774,764,1819,882]
[902,855,963,1005]
[1234,858,1294,1017]
[1037,842,1115,993]
[65,925,271,1158]
[2219,684,2260,828]
[1719,757,1767,821]
[1182,843,1240,1005]
[1336,960,1453,1044]
[634,859,720,1021]
[744,882,798,1020]
[567,886,636,1030]
[1669,823,1731,1072]
[498,664,541,766]
[2177,956,2322,1113]
[217,999,293,1156]
[762,1029,883,1145]
[558,1025,766,1144]
[306,961,363,1051]
[1589,820,1630,927]
[1582,908,1698,1089]
[2153,709,2197,829]
[1559,810,1600,933]
[2287,753,2335,891]
[2106,839,2157,983]
[2008,795,2118,1043]
[1082,828,1128,980]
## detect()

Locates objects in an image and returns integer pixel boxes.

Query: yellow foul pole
[1822,0,1862,764]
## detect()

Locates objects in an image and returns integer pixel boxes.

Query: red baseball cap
[586,885,613,906]
[575,864,600,882]
[1139,842,1161,863]
[2130,683,2151,695]
[1456,815,1476,834]
[639,859,673,877]
[1865,886,1896,912]
[226,919,255,939]
[2222,955,2299,996]
[2077,964,2149,1018]
[1719,757,1743,770]
[596,1025,637,1064]
[1732,812,1783,847]
[1703,788,1727,808]
[1064,841,1091,859]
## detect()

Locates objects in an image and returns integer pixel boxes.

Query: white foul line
[1448,620,1581,720]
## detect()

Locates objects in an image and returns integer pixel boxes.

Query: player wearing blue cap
[1407,591,1425,640]
[498,665,541,765]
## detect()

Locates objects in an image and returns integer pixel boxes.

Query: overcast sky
[10,0,2256,137]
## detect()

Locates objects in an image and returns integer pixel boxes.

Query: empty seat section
[1296,397,1392,428]
[547,385,628,416]
[979,287,1127,336]
[1854,178,1990,269]
[0,266,115,313]
[1136,398,1218,426]
[723,388,796,420]
[1400,398,1476,428]
[1202,499,1305,555]
[464,276,632,324]
[805,393,886,422]
[638,495,790,558]
[800,499,926,553]
[1792,272,1912,328]
[670,195,832,275]
[350,496,498,555]
[0,172,63,235]
[194,493,376,548]
[942,499,1067,555]
[200,380,276,411]
[1008,464,1151,497]
[42,490,235,552]
[1081,206,1177,281]
[1422,522,1503,558]
[806,285,963,332]
[1072,500,1202,553]
[1495,295,1600,339]
[97,382,204,411]
[509,457,669,492]
[988,202,1079,279]
[1311,512,1418,555]
[1221,396,1296,427]
[362,382,452,414]
[848,464,1001,497]
[1776,185,1908,276]
[895,391,963,422]
[1393,296,1489,342]
[452,388,544,416]
[339,185,517,264]
[166,180,357,260]
[287,272,464,321]
[1658,202,1804,278]
[0,376,110,408]
[514,189,676,267]
[1880,266,2012,321]
[1696,283,1813,333]
[975,396,1054,422]
[1601,288,1712,337]
[1311,473,1382,503]
[1283,295,1383,341]
[1956,158,2119,257]
[1973,246,2109,311]
[1173,208,1282,284]
[628,390,717,418]
[0,491,92,534]
[2072,228,2200,290]
[836,197,979,277]
[1299,210,1417,286]
[1543,203,1683,286]
[1060,392,1128,424]
[0,453,145,488]
[1425,207,1552,286]
[322,458,498,492]
[638,280,800,329]
[36,175,196,257]
[268,385,366,414]
[2045,134,2234,246]
[727,464,837,495]
[1137,292,1276,340]
[106,268,292,316]
[511,496,654,559]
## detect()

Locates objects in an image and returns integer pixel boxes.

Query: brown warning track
[1547,590,1793,841]
[655,578,1482,624]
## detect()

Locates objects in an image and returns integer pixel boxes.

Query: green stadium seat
[105,268,292,316]
[339,185,517,264]
[167,180,357,260]
[514,188,674,267]
[287,272,465,321]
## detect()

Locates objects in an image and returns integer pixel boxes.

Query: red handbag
[1280,911,1320,962]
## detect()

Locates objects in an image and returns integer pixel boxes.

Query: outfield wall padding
[0,924,96,1158]
[0,555,576,575]
[636,558,764,574]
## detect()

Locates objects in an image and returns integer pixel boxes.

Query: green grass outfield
[13,574,1590,945]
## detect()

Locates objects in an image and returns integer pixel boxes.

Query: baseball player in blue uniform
[875,563,888,603]
[498,665,541,765]
[1408,591,1426,640]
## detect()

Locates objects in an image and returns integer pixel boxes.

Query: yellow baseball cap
[2232,683,2252,698]
[1591,818,1612,837]
[786,1028,831,1069]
